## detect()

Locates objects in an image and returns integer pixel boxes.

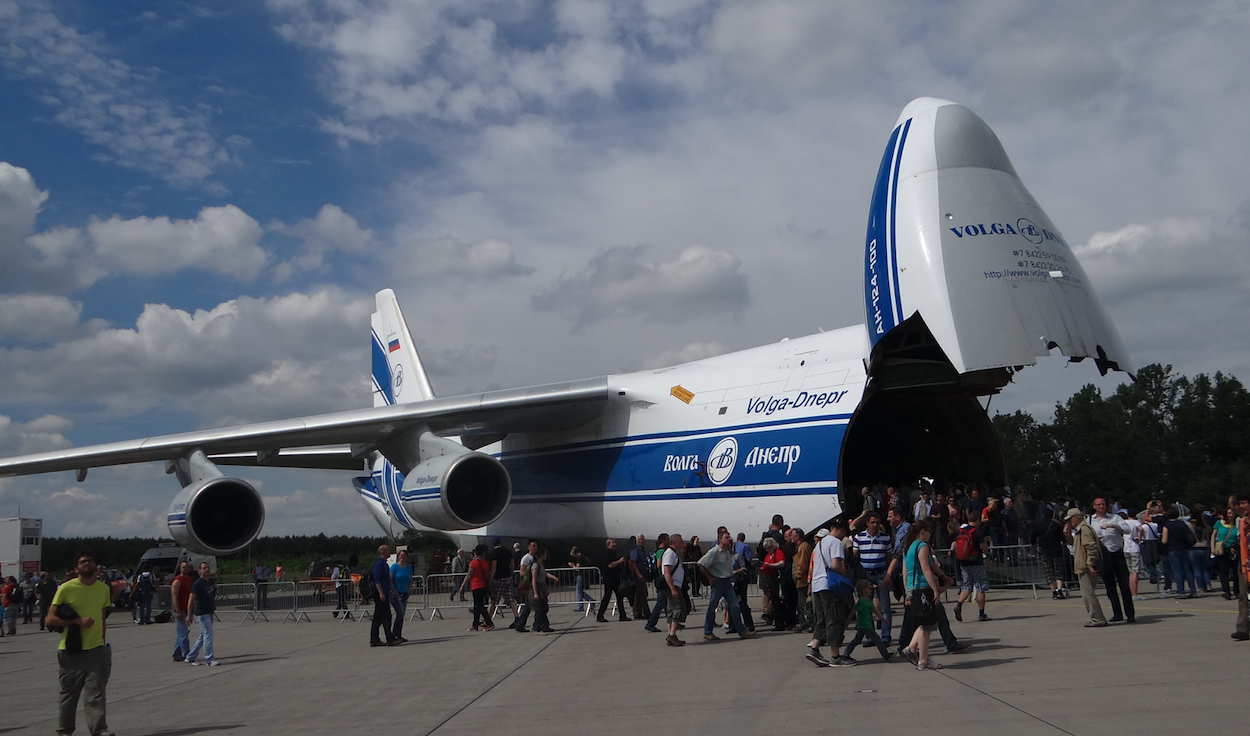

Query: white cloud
[271,204,375,278]
[393,235,533,282]
[86,205,267,279]
[533,244,749,328]
[0,413,73,456]
[0,294,97,343]
[0,290,374,425]
[0,0,230,185]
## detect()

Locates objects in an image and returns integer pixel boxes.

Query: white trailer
[0,517,43,579]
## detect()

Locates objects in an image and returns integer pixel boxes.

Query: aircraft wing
[0,377,610,478]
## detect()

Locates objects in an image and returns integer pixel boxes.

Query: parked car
[99,568,131,607]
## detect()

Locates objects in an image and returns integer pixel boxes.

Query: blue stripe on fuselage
[887,117,911,324]
[502,419,844,500]
[371,329,393,405]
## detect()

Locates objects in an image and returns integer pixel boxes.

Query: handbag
[909,588,937,627]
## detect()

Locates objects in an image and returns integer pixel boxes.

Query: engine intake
[166,449,265,555]
[168,476,266,555]
[400,450,511,530]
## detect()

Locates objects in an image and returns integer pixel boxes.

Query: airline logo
[706,437,738,485]
[946,217,1068,248]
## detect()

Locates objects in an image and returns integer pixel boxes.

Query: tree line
[992,363,1250,509]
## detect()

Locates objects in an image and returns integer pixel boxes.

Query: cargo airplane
[0,98,1131,555]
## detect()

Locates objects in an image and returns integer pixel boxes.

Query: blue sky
[3,0,1249,537]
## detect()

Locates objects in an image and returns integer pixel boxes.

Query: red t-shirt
[172,574,193,613]
[469,558,491,590]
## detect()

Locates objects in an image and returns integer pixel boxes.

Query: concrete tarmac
[1,589,1243,735]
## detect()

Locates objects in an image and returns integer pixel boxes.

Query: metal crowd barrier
[422,567,601,620]
[932,543,1044,598]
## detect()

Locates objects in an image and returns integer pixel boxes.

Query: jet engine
[166,449,265,555]
[398,433,511,530]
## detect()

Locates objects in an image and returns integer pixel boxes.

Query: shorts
[666,591,689,624]
[1041,556,1065,583]
[959,564,990,593]
[1125,552,1143,575]
[489,577,513,605]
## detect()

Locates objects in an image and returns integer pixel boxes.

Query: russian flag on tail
[388,339,401,353]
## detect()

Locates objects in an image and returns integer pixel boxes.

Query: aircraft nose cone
[931,103,1018,176]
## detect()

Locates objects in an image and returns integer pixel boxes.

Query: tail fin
[370,289,435,407]
[863,97,1132,379]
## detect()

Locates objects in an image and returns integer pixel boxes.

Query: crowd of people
[8,483,1248,732]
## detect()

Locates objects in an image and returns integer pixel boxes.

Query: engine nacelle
[400,450,511,531]
[168,476,266,555]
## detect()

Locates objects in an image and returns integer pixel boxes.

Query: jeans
[255,581,268,609]
[531,597,550,631]
[58,645,111,736]
[646,585,669,629]
[1217,554,1241,596]
[865,568,892,641]
[173,616,191,660]
[1189,549,1211,590]
[186,613,215,663]
[844,627,890,659]
[136,593,153,624]
[1167,550,1197,596]
[335,585,348,615]
[574,574,595,610]
[704,578,746,635]
[391,592,408,639]
[371,596,394,644]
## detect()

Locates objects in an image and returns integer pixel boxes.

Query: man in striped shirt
[852,512,894,644]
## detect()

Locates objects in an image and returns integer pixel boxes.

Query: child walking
[843,579,895,663]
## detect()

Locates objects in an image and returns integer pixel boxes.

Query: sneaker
[919,660,943,670]
[644,625,661,632]
[173,655,184,662]
[943,642,971,654]
[205,660,219,667]
[482,625,494,632]
[953,602,963,621]
[806,649,830,667]
[738,630,756,639]
[882,651,895,662]
[978,613,992,622]
[468,627,480,632]
[723,624,732,632]
[839,655,858,666]
[703,632,720,641]
[1133,595,1145,601]
[535,631,548,636]
[829,656,857,667]
[188,660,201,666]
[903,647,919,666]
[1231,631,1249,641]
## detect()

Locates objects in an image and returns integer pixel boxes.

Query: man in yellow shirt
[47,552,114,736]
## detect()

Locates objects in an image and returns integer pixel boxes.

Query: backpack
[358,568,375,603]
[136,572,155,596]
[953,528,980,562]
[638,550,658,582]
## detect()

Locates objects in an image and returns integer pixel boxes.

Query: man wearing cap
[1064,509,1107,627]
[807,520,855,667]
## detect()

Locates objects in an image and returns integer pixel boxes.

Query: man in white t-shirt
[807,519,854,667]
[662,534,687,647]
